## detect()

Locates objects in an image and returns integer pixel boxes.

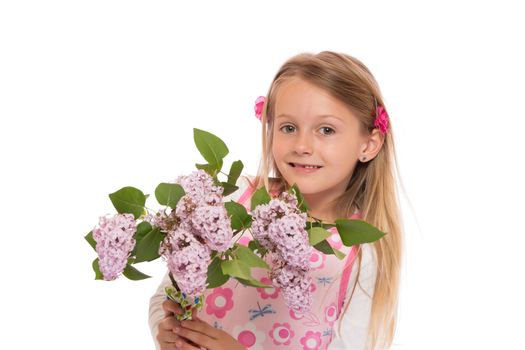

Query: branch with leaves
[85,128,386,319]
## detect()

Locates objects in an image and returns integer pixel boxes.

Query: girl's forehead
[274,78,359,125]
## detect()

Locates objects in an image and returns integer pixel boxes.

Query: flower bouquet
[85,128,386,320]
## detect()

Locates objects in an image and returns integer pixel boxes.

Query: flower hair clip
[374,104,389,136]
[254,96,266,121]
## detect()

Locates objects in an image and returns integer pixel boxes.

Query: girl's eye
[280,125,295,133]
[320,127,335,135]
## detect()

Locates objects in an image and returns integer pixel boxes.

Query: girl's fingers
[157,329,179,344]
[174,338,201,350]
[157,332,180,345]
[174,325,214,349]
[162,299,183,315]
[180,319,218,338]
[159,315,181,332]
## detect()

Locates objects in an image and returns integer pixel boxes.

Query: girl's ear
[359,129,385,162]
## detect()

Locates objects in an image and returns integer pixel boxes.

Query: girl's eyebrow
[276,113,344,122]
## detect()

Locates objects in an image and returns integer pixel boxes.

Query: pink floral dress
[197,184,362,350]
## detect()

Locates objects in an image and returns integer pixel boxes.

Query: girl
[149,51,403,350]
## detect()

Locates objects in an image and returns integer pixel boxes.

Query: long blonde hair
[252,51,404,349]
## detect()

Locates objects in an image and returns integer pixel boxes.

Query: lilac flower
[250,199,290,250]
[92,213,137,281]
[268,213,311,268]
[191,205,233,252]
[271,260,312,314]
[160,227,211,297]
[251,193,310,267]
[175,170,223,207]
[250,191,313,313]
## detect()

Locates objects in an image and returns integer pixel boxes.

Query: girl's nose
[294,132,313,155]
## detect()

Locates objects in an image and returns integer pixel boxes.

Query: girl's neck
[303,194,340,224]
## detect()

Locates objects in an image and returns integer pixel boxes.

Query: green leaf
[235,245,269,269]
[109,186,146,219]
[155,183,185,209]
[193,128,229,168]
[220,182,239,197]
[196,163,220,177]
[122,264,151,280]
[336,219,386,246]
[225,201,252,230]
[227,160,244,185]
[131,221,153,256]
[308,227,332,246]
[290,183,309,212]
[134,227,164,263]
[314,240,346,260]
[250,187,271,211]
[207,257,229,288]
[221,259,251,280]
[235,277,272,288]
[92,258,103,280]
[332,247,347,260]
[134,221,153,242]
[85,231,96,251]
[248,240,268,257]
[307,221,336,230]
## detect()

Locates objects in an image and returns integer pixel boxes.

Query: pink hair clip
[374,105,389,136]
[254,96,266,121]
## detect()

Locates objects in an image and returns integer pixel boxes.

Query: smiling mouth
[289,163,323,169]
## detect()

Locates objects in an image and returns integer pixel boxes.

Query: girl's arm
[329,243,377,350]
[149,271,173,350]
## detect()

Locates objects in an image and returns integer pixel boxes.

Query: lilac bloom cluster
[250,191,312,314]
[174,170,233,252]
[158,170,234,297]
[92,213,137,281]
[271,259,313,314]
[159,227,211,297]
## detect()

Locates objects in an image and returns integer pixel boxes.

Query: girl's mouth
[289,163,323,169]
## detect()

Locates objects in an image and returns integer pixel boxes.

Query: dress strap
[336,211,363,315]
[238,183,256,206]
[337,244,359,315]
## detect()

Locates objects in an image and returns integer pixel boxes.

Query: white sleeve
[149,270,172,350]
[148,175,253,349]
[328,243,377,350]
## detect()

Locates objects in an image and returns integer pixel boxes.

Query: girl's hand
[174,317,246,350]
[157,299,183,349]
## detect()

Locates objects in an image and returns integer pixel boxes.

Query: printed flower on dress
[324,302,338,326]
[269,322,295,346]
[300,331,323,350]
[326,227,343,250]
[206,287,234,318]
[309,280,317,294]
[309,250,326,270]
[256,277,280,299]
[232,322,266,350]
[289,308,304,320]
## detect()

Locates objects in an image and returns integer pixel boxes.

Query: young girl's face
[271,77,368,199]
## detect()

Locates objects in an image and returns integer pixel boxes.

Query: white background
[1,1,524,349]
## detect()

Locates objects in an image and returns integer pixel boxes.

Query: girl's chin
[281,180,320,195]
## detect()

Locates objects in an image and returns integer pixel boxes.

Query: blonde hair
[252,51,404,349]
